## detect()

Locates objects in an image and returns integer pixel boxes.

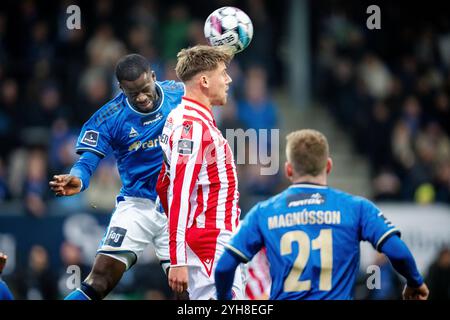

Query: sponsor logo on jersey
[104,227,127,247]
[129,127,139,138]
[287,192,326,207]
[128,138,160,152]
[81,130,99,147]
[128,141,142,151]
[177,139,193,155]
[141,112,163,126]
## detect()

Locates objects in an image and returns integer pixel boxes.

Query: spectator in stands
[237,66,279,132]
[426,247,450,300]
[85,158,121,212]
[26,21,54,69]
[58,241,89,298]
[25,82,65,129]
[76,67,111,125]
[432,92,450,136]
[15,245,58,300]
[48,118,78,174]
[433,161,450,203]
[160,4,190,61]
[23,149,48,218]
[0,157,10,202]
[0,79,23,158]
[86,24,126,70]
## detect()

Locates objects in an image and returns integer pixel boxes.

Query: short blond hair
[286,129,329,177]
[175,45,234,82]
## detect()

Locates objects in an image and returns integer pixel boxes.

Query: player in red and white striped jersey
[245,248,271,300]
[157,45,244,300]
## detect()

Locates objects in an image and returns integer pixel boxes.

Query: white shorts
[97,196,169,270]
[186,229,245,300]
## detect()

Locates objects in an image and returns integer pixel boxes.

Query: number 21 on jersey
[281,229,333,292]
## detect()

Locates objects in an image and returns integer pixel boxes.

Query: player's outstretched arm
[379,235,429,300]
[49,174,82,196]
[215,250,242,300]
[402,283,429,300]
[49,151,102,196]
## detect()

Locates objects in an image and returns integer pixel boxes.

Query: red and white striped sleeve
[245,249,271,300]
[167,118,211,266]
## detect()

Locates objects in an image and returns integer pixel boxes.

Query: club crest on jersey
[129,127,139,138]
[183,123,192,135]
[177,139,193,154]
[81,130,99,147]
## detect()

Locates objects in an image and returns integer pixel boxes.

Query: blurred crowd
[312,1,450,204]
[353,246,450,300]
[0,0,284,217]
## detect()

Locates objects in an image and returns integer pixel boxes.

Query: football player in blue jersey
[215,129,429,300]
[49,54,185,300]
[0,252,14,300]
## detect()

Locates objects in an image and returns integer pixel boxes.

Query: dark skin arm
[49,174,82,196]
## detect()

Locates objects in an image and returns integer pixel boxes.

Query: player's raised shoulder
[254,191,286,215]
[89,93,126,127]
[158,80,185,94]
[331,187,382,217]
[328,186,368,205]
[168,104,209,129]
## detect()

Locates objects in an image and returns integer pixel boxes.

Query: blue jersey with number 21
[226,183,400,300]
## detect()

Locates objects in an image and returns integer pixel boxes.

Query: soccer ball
[204,6,253,54]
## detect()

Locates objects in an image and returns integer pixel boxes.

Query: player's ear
[151,70,156,81]
[285,161,293,181]
[118,82,123,90]
[326,158,333,175]
[200,75,208,88]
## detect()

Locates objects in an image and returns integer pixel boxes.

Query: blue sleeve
[0,279,13,300]
[226,204,264,262]
[69,151,102,191]
[215,250,242,300]
[359,199,401,251]
[379,235,424,287]
[75,116,113,158]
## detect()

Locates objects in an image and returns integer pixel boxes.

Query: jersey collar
[289,182,328,189]
[125,82,165,116]
[182,96,215,121]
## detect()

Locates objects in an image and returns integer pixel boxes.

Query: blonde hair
[175,45,234,82]
[286,129,329,177]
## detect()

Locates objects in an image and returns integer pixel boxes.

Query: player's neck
[291,175,327,186]
[184,87,212,110]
